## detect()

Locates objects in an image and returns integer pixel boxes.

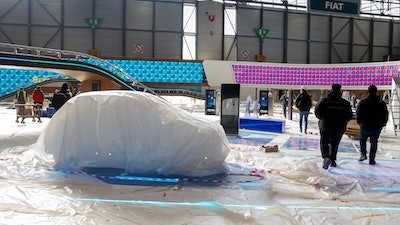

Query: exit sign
[308,0,360,16]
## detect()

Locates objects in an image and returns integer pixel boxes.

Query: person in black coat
[315,84,353,169]
[356,85,388,165]
[295,87,312,133]
[52,83,71,111]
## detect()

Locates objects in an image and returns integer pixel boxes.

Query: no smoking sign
[133,43,144,55]
[240,50,250,60]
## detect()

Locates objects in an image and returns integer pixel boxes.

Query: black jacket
[356,94,388,131]
[295,91,312,112]
[314,91,353,132]
[51,92,68,111]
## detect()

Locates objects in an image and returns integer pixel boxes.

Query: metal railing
[0,42,158,96]
[153,88,205,100]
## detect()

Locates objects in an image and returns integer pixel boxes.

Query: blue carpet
[240,118,285,133]
[227,130,277,146]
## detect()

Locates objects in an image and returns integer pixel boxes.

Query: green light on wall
[255,28,270,40]
[85,17,103,31]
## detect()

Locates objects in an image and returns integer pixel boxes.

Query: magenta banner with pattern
[232,64,398,87]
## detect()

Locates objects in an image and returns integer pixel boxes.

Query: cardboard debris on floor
[261,144,279,152]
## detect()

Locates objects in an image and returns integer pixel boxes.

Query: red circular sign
[133,43,144,55]
[241,50,249,60]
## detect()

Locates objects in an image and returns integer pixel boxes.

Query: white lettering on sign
[325,1,344,10]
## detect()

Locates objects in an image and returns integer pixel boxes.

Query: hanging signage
[255,28,270,40]
[308,0,360,16]
[85,17,103,31]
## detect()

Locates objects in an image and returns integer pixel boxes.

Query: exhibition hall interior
[0,0,400,224]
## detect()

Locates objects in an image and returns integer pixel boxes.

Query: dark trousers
[319,130,344,161]
[359,128,382,161]
[299,111,309,131]
[283,105,287,118]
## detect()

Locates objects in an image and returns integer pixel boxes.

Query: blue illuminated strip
[70,198,222,210]
[371,187,400,193]
[114,176,180,183]
[69,197,400,211]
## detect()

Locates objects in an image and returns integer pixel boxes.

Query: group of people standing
[282,84,388,169]
[16,83,80,123]
[15,86,45,123]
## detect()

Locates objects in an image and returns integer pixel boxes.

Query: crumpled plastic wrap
[1,104,400,224]
[33,91,230,177]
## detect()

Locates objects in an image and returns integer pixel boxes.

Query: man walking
[295,87,312,133]
[356,85,388,165]
[315,84,353,169]
[280,92,289,118]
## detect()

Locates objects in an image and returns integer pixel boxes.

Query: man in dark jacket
[356,85,388,165]
[295,87,312,134]
[280,92,289,118]
[52,83,70,111]
[315,84,353,169]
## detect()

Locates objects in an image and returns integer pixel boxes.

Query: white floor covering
[0,100,399,225]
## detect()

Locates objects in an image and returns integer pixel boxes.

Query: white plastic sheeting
[1,103,400,225]
[34,91,230,177]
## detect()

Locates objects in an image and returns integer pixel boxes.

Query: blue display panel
[78,59,204,84]
[1,59,205,98]
[0,69,74,97]
[205,89,216,115]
